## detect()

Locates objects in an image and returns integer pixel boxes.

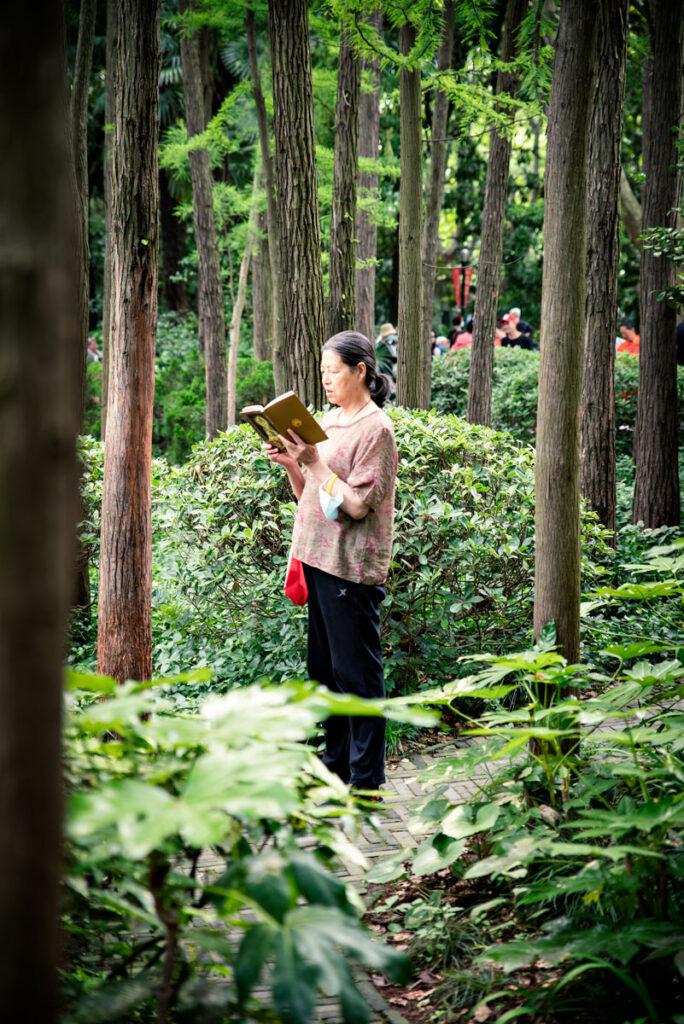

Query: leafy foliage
[63,673,420,1023]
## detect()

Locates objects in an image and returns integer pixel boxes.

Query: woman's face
[320,348,367,409]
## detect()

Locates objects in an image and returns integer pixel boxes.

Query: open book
[241,391,328,452]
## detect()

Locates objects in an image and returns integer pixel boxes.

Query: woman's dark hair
[322,330,392,408]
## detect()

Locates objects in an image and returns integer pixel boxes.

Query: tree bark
[396,22,425,409]
[355,6,382,344]
[619,168,642,252]
[101,0,116,441]
[0,3,80,1016]
[159,167,189,311]
[97,0,160,685]
[580,0,628,541]
[268,0,325,407]
[252,207,274,361]
[421,1,455,404]
[328,28,360,337]
[534,0,599,663]
[467,0,526,426]
[632,0,683,528]
[227,170,259,424]
[179,0,227,438]
[246,4,285,390]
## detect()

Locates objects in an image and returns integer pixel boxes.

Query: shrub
[431,349,684,458]
[76,409,612,698]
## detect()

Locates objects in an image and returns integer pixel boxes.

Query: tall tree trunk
[355,6,382,344]
[70,0,96,617]
[620,168,642,251]
[101,0,116,441]
[467,0,526,426]
[580,0,628,541]
[159,167,189,311]
[0,3,80,1016]
[227,169,259,424]
[246,4,285,390]
[328,28,360,337]
[97,0,160,685]
[534,0,599,663]
[421,1,455,403]
[252,207,274,361]
[268,0,325,407]
[178,0,227,438]
[396,22,425,409]
[632,0,683,528]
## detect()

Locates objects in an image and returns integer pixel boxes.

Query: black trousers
[303,563,386,789]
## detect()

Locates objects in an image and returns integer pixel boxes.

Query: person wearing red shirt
[617,319,640,355]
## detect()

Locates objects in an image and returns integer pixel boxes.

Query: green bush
[431,349,684,458]
[76,409,612,697]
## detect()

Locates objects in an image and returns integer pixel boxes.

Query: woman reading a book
[265,331,397,797]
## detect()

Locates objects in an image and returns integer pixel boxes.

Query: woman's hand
[264,442,298,472]
[279,430,321,466]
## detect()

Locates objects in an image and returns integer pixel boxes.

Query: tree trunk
[97,0,160,685]
[632,0,683,528]
[179,0,227,438]
[252,207,274,361]
[396,22,425,409]
[328,28,360,337]
[101,0,116,442]
[160,167,189,311]
[227,170,259,424]
[619,168,642,251]
[467,0,526,426]
[246,4,285,390]
[421,1,455,403]
[268,0,325,407]
[355,6,382,344]
[69,0,96,617]
[534,0,599,664]
[580,0,628,541]
[0,3,80,1016]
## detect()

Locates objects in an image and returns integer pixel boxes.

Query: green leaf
[236,924,277,1004]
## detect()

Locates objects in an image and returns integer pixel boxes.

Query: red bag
[284,551,308,605]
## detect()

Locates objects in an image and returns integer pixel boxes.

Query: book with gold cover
[240,391,327,452]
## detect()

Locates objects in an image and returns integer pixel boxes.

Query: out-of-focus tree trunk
[252,206,273,361]
[101,0,116,441]
[580,0,628,541]
[227,170,259,424]
[268,0,325,406]
[396,22,425,409]
[0,2,80,1015]
[534,0,599,664]
[467,0,526,426]
[355,6,382,344]
[632,0,682,528]
[421,1,455,403]
[97,0,160,685]
[159,167,189,312]
[179,0,227,438]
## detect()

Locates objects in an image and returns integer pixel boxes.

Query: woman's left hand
[279,430,320,466]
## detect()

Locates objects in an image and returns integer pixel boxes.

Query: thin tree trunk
[396,22,425,409]
[0,2,80,1016]
[580,0,628,541]
[355,6,382,344]
[179,0,227,438]
[97,0,160,685]
[328,28,360,337]
[101,0,116,442]
[159,167,189,311]
[534,0,599,663]
[467,0,526,426]
[619,168,642,251]
[421,1,455,403]
[227,169,259,424]
[632,0,682,528]
[252,207,273,361]
[268,0,325,407]
[246,4,285,391]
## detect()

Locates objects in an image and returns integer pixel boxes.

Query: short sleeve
[345,424,397,509]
